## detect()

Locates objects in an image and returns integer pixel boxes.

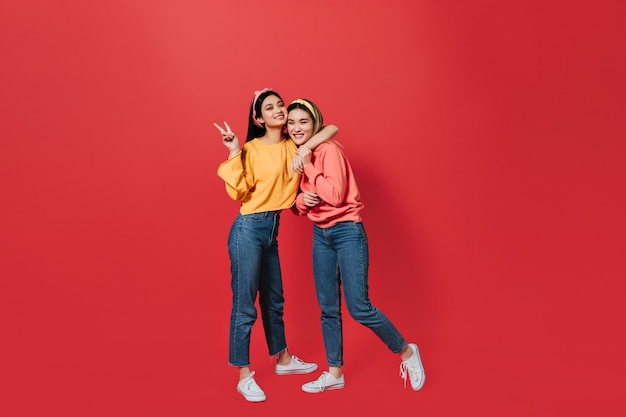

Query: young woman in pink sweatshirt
[287,98,426,394]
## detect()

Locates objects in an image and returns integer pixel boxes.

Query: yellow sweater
[217,138,301,215]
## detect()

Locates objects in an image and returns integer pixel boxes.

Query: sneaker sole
[237,387,266,402]
[409,343,426,391]
[302,382,345,394]
[275,364,318,375]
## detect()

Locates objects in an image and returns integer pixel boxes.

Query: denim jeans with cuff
[228,212,287,367]
[312,221,406,367]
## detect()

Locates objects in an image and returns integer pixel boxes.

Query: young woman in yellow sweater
[214,88,338,402]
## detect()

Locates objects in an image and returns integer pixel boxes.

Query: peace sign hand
[214,121,241,156]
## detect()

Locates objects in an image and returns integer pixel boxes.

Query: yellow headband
[291,99,316,120]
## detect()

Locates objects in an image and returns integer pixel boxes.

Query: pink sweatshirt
[294,140,364,228]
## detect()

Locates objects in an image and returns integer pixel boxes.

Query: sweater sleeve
[216,148,254,202]
[303,143,347,207]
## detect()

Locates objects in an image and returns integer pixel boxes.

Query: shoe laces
[291,356,305,365]
[241,371,261,392]
[314,371,332,391]
[399,362,409,388]
[399,359,419,388]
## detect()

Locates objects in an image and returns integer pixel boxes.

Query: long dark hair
[245,89,286,142]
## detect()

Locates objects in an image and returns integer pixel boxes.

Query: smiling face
[256,94,286,128]
[287,108,314,146]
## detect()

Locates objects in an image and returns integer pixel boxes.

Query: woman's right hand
[214,121,241,156]
[291,146,312,175]
[302,191,321,208]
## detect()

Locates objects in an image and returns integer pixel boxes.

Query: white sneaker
[399,343,425,391]
[275,355,318,375]
[302,371,345,393]
[237,371,266,402]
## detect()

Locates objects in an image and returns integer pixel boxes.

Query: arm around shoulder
[302,124,338,151]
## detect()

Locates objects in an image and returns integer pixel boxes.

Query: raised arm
[214,121,253,201]
[214,121,241,158]
[302,124,338,152]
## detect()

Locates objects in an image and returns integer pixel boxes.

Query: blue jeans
[312,221,406,367]
[228,212,287,367]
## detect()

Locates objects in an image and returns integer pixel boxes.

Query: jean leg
[258,214,287,357]
[337,222,406,354]
[312,225,344,367]
[228,215,261,367]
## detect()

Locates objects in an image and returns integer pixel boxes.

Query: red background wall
[2,1,625,416]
